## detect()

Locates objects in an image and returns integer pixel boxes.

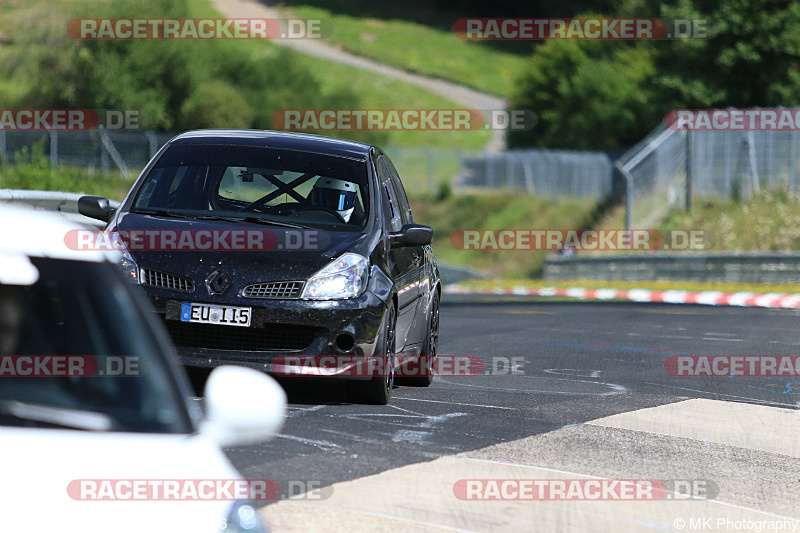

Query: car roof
[0,204,109,263]
[169,130,374,160]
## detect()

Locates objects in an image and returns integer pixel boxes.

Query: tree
[654,0,800,107]
[508,39,658,150]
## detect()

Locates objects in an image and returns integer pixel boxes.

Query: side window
[384,157,412,225]
[377,159,402,232]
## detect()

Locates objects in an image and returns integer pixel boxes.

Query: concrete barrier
[544,253,800,284]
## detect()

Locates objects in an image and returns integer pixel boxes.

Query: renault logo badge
[206,271,231,295]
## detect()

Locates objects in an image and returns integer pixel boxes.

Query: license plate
[180,302,252,327]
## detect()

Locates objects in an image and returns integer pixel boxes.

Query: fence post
[745,130,760,198]
[49,131,58,168]
[100,132,130,178]
[101,138,109,177]
[146,131,159,159]
[791,130,798,195]
[685,126,692,211]
[425,148,434,194]
[521,154,535,193]
[615,160,634,230]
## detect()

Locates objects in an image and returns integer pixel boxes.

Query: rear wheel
[402,290,439,387]
[347,305,396,404]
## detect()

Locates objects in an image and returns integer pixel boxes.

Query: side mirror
[78,196,116,223]
[199,366,287,448]
[389,223,433,248]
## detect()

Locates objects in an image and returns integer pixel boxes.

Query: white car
[0,205,287,532]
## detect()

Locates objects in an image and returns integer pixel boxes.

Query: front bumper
[147,289,389,378]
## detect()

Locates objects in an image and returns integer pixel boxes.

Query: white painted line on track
[391,396,518,410]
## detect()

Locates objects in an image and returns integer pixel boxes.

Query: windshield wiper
[133,208,197,219]
[145,211,313,230]
[0,399,113,431]
[196,214,311,229]
[193,214,242,222]
[240,216,312,230]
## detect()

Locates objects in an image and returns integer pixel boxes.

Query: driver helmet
[310,178,358,222]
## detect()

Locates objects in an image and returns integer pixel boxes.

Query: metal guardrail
[544,253,800,284]
[0,189,119,228]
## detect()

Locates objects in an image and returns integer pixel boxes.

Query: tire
[347,305,396,404]
[401,290,439,387]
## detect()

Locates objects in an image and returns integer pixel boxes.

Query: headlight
[301,253,368,300]
[108,231,139,283]
[222,501,267,533]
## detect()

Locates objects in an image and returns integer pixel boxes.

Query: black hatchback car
[79,130,440,404]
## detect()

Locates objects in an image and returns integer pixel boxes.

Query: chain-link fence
[0,131,474,195]
[617,113,800,229]
[456,149,614,199]
[384,146,476,197]
[5,114,796,223]
[615,124,688,229]
[0,131,614,201]
[691,129,800,198]
[0,130,176,179]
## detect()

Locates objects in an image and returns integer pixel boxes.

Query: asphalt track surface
[195,296,800,524]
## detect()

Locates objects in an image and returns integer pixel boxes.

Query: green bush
[179,81,252,130]
[508,39,659,151]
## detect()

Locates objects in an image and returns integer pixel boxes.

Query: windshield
[0,257,193,433]
[132,144,370,231]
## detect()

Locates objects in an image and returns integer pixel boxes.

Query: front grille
[164,321,318,352]
[241,281,303,299]
[141,268,195,293]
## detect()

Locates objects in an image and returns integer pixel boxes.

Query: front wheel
[401,291,439,387]
[347,305,396,404]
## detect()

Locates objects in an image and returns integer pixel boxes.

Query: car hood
[116,213,368,283]
[0,427,248,532]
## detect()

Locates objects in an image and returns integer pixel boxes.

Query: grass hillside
[0,0,490,150]
[276,1,528,97]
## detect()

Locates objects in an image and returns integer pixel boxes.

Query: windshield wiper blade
[193,214,241,222]
[195,214,309,229]
[152,211,312,230]
[0,399,113,431]
[133,208,196,219]
[240,216,311,230]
